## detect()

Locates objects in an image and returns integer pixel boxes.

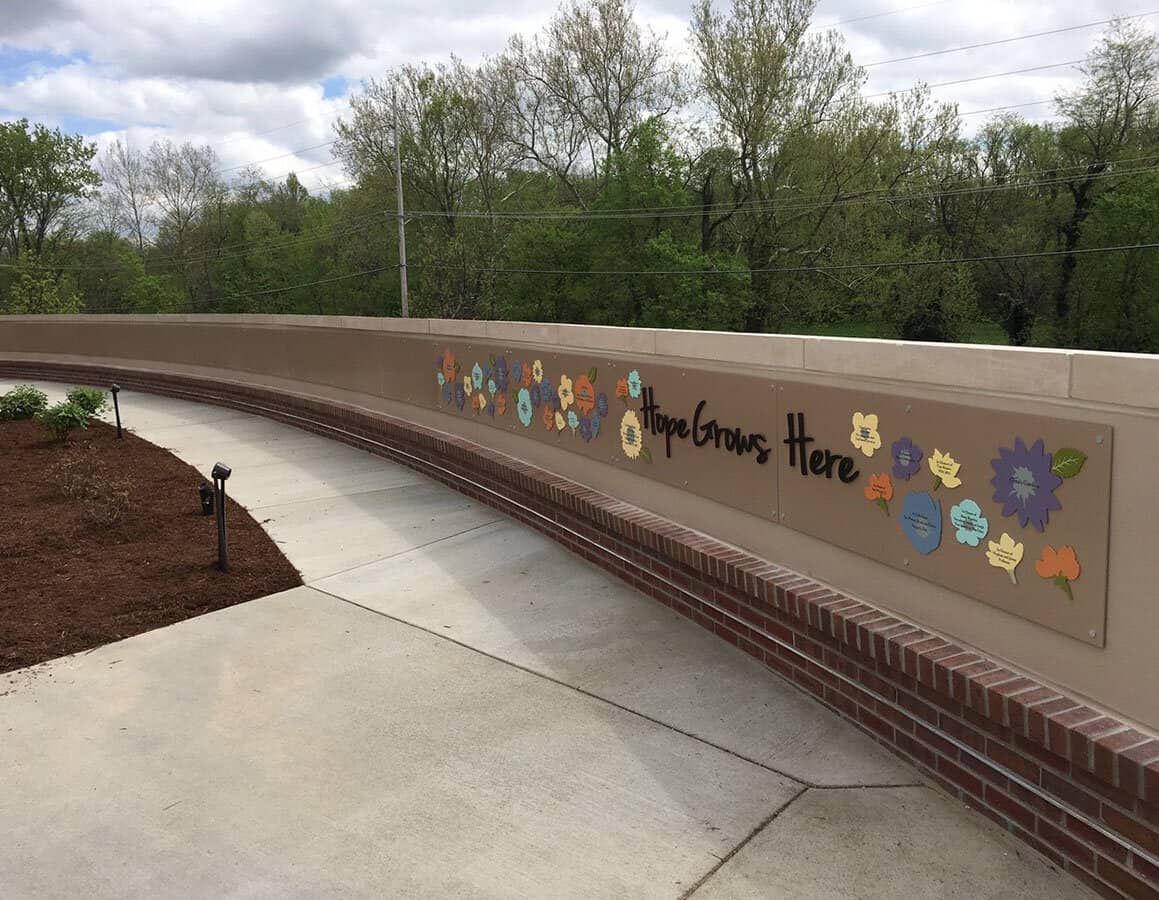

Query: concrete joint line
[678,787,810,900]
[303,518,503,584]
[81,384,1159,871]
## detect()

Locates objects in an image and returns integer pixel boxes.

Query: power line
[408,243,1159,277]
[865,59,1085,99]
[825,0,952,28]
[959,99,1055,117]
[220,140,338,174]
[864,11,1159,68]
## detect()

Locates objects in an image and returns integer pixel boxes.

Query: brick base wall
[5,361,1158,899]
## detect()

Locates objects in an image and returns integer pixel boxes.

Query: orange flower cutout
[441,349,456,385]
[495,393,508,416]
[1034,544,1080,601]
[615,377,630,401]
[574,375,596,415]
[521,366,533,387]
[542,405,554,430]
[864,473,894,516]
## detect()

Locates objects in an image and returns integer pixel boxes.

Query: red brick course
[5,359,1158,898]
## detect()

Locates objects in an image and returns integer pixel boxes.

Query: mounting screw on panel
[903,558,910,567]
[1095,434,1105,445]
[1088,629,1097,639]
[905,404,912,413]
[779,512,786,520]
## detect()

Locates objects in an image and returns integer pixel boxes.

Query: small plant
[0,384,48,421]
[49,443,104,498]
[66,387,108,417]
[80,475,132,526]
[37,401,91,442]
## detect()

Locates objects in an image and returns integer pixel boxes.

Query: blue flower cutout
[901,491,942,555]
[487,378,497,396]
[539,381,553,406]
[516,388,533,427]
[567,410,579,432]
[494,357,509,392]
[891,436,924,481]
[441,383,452,404]
[591,413,601,440]
[627,369,643,399]
[454,384,466,411]
[471,363,483,390]
[596,391,609,418]
[990,437,1062,532]
[579,416,592,442]
[950,499,989,547]
[511,360,524,386]
[530,385,541,408]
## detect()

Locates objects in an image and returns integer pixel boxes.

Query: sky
[0,0,1153,193]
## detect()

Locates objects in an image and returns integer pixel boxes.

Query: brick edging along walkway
[5,360,1158,899]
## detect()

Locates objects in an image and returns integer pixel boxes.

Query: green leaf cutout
[1051,448,1088,479]
[640,446,653,464]
[587,367,598,383]
[454,362,461,374]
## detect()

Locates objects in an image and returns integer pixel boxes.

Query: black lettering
[640,386,660,434]
[676,419,691,439]
[754,437,770,465]
[783,412,813,476]
[838,455,860,483]
[808,449,826,475]
[692,400,711,448]
[723,428,737,452]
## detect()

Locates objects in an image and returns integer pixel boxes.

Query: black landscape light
[212,462,232,573]
[110,384,123,438]
[198,482,215,516]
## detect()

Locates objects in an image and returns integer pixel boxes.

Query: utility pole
[392,83,410,317]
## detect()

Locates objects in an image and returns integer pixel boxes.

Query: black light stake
[110,384,122,438]
[212,462,232,573]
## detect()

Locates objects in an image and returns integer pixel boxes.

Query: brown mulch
[1,417,302,673]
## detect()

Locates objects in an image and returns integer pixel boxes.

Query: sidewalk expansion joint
[308,585,817,790]
[678,787,810,899]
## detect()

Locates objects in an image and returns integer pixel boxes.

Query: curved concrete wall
[1,314,1156,732]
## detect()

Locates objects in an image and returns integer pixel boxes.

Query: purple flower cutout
[596,391,609,418]
[579,416,592,442]
[454,383,466,411]
[591,413,601,440]
[990,437,1063,532]
[530,385,541,408]
[539,381,553,406]
[891,436,924,481]
[441,384,452,405]
[494,356,509,392]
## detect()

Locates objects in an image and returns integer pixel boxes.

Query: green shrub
[0,384,48,421]
[65,386,108,417]
[37,401,91,442]
[49,443,104,498]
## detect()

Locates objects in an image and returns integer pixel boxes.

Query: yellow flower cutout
[558,374,574,411]
[475,392,488,413]
[986,532,1024,585]
[462,374,472,394]
[532,359,544,384]
[929,448,962,490]
[554,410,566,432]
[849,412,882,457]
[620,409,644,460]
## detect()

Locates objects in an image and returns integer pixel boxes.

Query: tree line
[2,0,1159,352]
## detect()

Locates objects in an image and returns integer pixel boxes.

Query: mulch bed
[1,417,301,673]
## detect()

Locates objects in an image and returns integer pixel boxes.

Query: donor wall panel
[399,339,1112,645]
[776,382,1111,646]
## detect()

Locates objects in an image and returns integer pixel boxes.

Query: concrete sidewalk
[0,382,1092,898]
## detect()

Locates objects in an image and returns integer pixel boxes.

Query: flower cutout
[850,412,882,457]
[574,375,596,415]
[900,491,942,555]
[950,499,989,547]
[487,378,497,396]
[579,416,593,442]
[929,448,962,490]
[462,374,472,395]
[990,438,1064,533]
[511,360,524,387]
[864,473,894,516]
[620,409,645,461]
[436,371,446,387]
[626,369,643,399]
[475,391,488,415]
[591,413,602,440]
[454,384,466,411]
[567,410,579,433]
[441,384,452,405]
[441,349,457,385]
[1035,545,1081,601]
[532,359,544,384]
[554,410,566,432]
[891,436,924,481]
[471,363,484,390]
[494,357,509,392]
[495,393,508,416]
[529,384,541,409]
[615,377,630,402]
[986,532,1025,585]
[558,375,574,410]
[539,381,554,407]
[516,388,533,427]
[596,392,609,418]
[542,405,554,430]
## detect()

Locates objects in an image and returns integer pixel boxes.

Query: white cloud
[0,0,1153,192]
